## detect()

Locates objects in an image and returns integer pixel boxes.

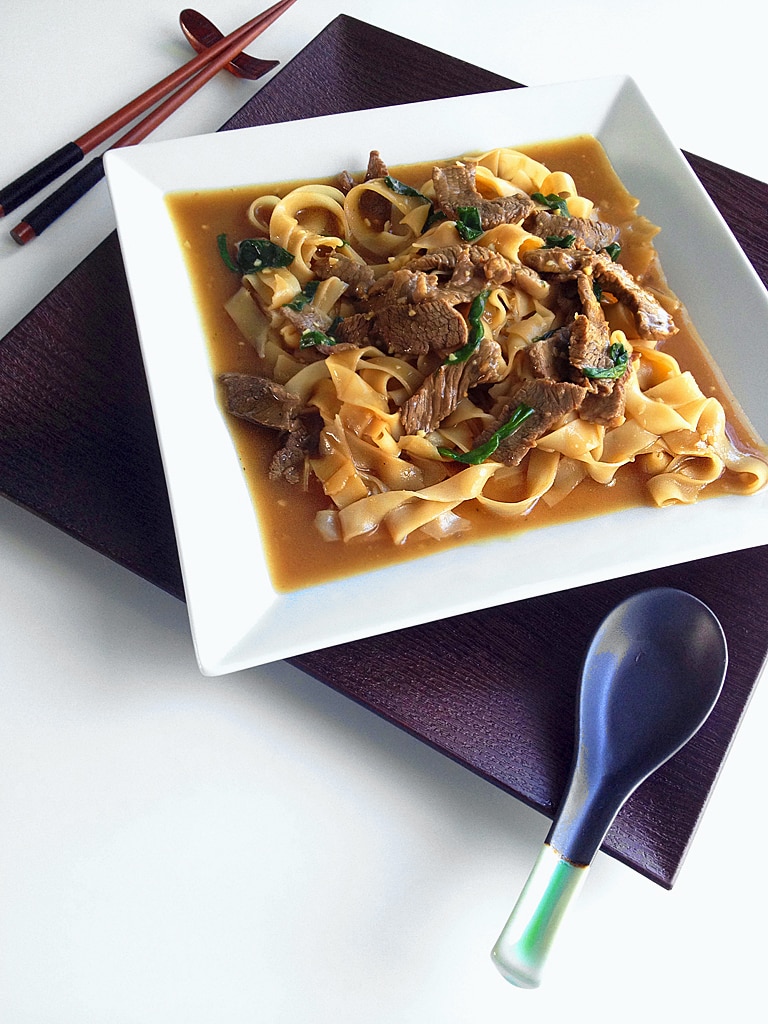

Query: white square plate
[105,76,768,675]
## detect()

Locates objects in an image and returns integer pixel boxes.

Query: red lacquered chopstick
[2,0,294,237]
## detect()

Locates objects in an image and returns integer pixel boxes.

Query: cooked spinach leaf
[283,280,320,311]
[217,233,294,274]
[582,341,630,380]
[532,191,570,216]
[299,316,343,349]
[300,330,336,349]
[455,205,483,242]
[438,403,535,465]
[543,233,577,249]
[444,289,490,364]
[384,176,430,202]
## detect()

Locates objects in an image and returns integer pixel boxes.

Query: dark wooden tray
[2,15,767,887]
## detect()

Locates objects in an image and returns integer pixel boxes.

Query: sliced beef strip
[523,210,620,251]
[313,252,376,298]
[281,302,333,337]
[575,268,604,324]
[452,245,511,287]
[432,163,536,229]
[365,150,389,180]
[568,310,614,382]
[522,244,678,341]
[567,273,617,391]
[579,371,630,429]
[332,312,375,349]
[463,334,504,388]
[334,151,389,200]
[409,244,513,281]
[352,150,394,230]
[400,362,468,435]
[527,331,570,380]
[522,245,594,276]
[219,373,302,431]
[219,373,321,485]
[268,410,322,485]
[337,170,356,195]
[527,312,617,394]
[374,300,468,357]
[508,263,550,299]
[365,268,440,308]
[408,245,467,277]
[400,335,504,434]
[335,298,468,358]
[592,252,678,339]
[407,243,518,303]
[482,378,587,466]
[526,272,628,425]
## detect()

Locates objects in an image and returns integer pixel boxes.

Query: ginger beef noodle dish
[168,135,767,591]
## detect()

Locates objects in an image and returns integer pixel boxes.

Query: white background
[1,2,766,1021]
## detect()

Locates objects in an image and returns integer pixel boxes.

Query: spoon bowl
[491,587,727,988]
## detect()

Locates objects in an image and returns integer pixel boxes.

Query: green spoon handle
[491,843,589,989]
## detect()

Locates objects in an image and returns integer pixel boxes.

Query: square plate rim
[104,74,768,675]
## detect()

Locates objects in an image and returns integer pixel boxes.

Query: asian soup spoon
[491,587,727,989]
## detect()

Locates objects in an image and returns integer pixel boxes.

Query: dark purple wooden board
[2,16,767,887]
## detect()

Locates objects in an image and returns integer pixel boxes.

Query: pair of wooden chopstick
[1,0,295,245]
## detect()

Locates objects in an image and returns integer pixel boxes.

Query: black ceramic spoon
[491,587,727,988]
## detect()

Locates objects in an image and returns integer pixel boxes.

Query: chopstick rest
[180,8,278,80]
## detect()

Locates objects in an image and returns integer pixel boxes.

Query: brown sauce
[167,136,765,592]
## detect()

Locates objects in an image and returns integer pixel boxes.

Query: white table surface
[1,2,766,1020]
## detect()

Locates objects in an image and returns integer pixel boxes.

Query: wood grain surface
[2,15,766,886]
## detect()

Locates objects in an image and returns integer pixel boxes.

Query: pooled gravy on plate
[168,135,767,591]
